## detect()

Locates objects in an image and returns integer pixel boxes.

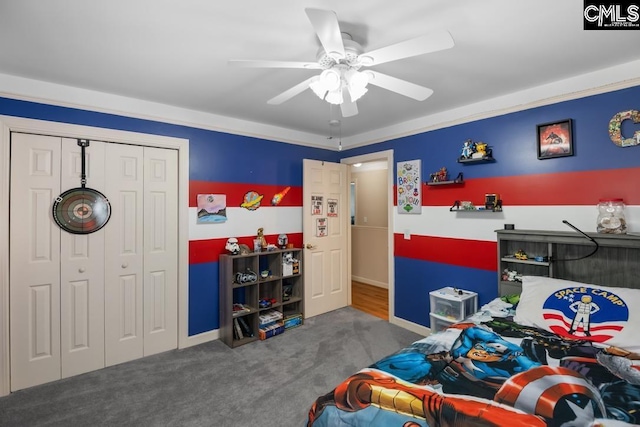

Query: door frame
[0,115,190,397]
[340,150,395,321]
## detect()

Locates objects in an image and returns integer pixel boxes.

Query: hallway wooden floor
[351,281,388,320]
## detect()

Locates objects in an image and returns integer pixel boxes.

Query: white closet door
[143,147,178,356]
[104,143,144,366]
[60,138,106,378]
[10,133,62,391]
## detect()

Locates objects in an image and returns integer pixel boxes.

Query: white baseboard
[389,315,431,337]
[351,276,388,289]
[180,328,219,349]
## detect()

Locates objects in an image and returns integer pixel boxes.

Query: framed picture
[537,119,573,159]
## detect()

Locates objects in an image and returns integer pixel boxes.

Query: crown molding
[0,59,639,152]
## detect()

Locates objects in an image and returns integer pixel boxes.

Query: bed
[306,276,640,426]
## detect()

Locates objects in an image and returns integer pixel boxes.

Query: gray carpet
[0,307,423,427]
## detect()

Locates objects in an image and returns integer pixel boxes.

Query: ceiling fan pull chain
[77,138,90,188]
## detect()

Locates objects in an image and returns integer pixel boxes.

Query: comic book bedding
[307,277,640,426]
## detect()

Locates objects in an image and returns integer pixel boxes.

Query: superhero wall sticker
[397,160,421,214]
[541,286,629,343]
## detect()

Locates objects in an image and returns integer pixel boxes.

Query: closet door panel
[143,147,178,356]
[104,143,144,366]
[60,138,106,378]
[9,133,62,391]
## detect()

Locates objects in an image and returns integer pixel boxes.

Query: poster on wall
[316,217,328,237]
[327,198,338,217]
[311,195,324,215]
[197,194,227,223]
[397,160,422,214]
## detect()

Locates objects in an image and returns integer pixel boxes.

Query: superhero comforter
[306,318,640,426]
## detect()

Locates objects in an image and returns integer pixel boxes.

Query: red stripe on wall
[189,181,302,208]
[189,233,304,264]
[394,233,497,271]
[393,167,640,207]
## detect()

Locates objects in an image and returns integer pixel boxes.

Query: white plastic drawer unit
[429,313,458,332]
[429,287,478,322]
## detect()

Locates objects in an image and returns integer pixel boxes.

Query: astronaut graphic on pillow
[568,295,600,336]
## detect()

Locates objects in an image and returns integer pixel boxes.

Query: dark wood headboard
[496,229,640,296]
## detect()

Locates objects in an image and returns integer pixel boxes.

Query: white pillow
[514,276,640,352]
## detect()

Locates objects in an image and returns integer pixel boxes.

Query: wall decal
[240,191,264,210]
[271,186,291,205]
[397,160,421,214]
[609,110,640,147]
[197,194,227,223]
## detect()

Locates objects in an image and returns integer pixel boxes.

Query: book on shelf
[236,316,254,337]
[232,303,251,317]
[233,318,244,340]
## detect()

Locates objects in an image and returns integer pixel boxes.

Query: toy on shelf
[458,139,493,162]
[277,233,288,249]
[225,237,240,255]
[256,227,268,251]
[514,249,528,260]
[429,167,449,182]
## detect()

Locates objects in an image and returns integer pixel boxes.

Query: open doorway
[341,150,394,322]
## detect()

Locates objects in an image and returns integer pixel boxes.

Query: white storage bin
[429,287,478,322]
[429,313,457,332]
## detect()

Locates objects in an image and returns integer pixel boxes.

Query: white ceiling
[0,0,638,150]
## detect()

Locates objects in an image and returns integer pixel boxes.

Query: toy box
[259,321,285,340]
[282,251,300,276]
[283,313,303,330]
[259,309,283,328]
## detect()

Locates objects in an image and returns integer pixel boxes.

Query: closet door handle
[78,267,86,273]
[121,263,128,269]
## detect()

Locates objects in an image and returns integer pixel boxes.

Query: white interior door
[303,159,348,318]
[143,147,178,356]
[10,133,62,391]
[60,138,106,378]
[104,143,144,366]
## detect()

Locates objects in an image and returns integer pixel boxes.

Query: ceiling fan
[228,8,455,118]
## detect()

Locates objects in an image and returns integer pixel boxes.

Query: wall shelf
[427,172,463,186]
[427,178,464,186]
[450,200,502,212]
[458,156,495,164]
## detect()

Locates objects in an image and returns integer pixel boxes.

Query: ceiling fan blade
[359,31,454,66]
[267,76,317,105]
[366,71,434,101]
[228,60,321,69]
[305,8,345,60]
[340,87,358,117]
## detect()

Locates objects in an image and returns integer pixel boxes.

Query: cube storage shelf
[219,248,303,348]
[429,286,478,331]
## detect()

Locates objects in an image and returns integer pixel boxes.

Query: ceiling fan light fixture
[346,70,369,102]
[358,55,374,66]
[309,75,328,100]
[325,88,343,105]
[320,69,341,91]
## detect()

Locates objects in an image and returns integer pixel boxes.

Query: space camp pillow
[513,276,640,352]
